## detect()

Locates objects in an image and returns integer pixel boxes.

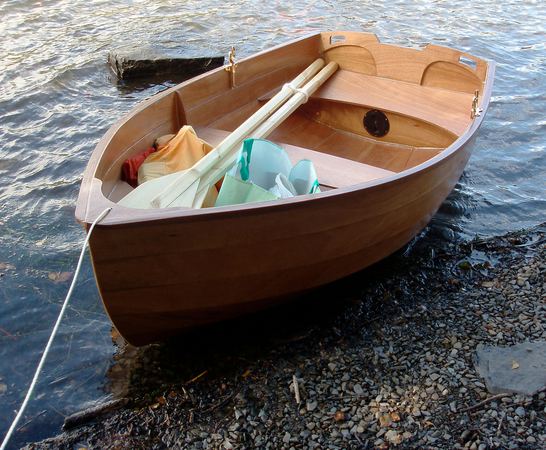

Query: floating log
[108,46,224,80]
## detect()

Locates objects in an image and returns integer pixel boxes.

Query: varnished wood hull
[76,32,494,346]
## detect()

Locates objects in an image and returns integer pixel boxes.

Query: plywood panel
[323,45,377,75]
[300,99,455,148]
[421,61,482,93]
[404,147,443,169]
[177,34,320,110]
[185,63,309,126]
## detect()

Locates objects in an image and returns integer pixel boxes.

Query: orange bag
[138,126,218,207]
[138,126,213,185]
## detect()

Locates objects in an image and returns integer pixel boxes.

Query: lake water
[0,0,544,447]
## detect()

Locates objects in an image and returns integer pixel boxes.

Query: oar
[178,61,339,209]
[118,58,326,209]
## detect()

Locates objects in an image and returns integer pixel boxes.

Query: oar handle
[252,62,338,138]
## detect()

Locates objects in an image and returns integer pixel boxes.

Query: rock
[514,406,525,417]
[108,46,224,80]
[353,384,364,395]
[306,400,318,412]
[460,430,473,443]
[475,341,546,395]
[379,414,392,427]
[390,411,401,422]
[458,260,472,270]
[385,430,402,445]
[63,398,129,430]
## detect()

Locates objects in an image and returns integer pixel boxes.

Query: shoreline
[26,224,545,449]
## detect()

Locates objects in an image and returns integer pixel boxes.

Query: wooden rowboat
[76,31,494,346]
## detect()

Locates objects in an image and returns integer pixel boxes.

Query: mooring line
[0,207,112,450]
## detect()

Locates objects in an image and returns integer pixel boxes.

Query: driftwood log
[63,398,129,430]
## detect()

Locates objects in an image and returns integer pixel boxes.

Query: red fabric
[121,147,157,188]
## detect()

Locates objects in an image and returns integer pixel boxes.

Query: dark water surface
[0,0,544,447]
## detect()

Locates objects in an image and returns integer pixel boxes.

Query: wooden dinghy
[76,31,494,346]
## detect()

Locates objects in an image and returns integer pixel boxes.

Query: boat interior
[97,31,489,203]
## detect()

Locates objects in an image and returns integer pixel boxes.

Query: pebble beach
[26,224,545,449]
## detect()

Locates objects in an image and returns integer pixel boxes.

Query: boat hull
[89,140,471,345]
[77,31,494,346]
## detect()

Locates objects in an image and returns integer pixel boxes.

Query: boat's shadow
[105,218,464,404]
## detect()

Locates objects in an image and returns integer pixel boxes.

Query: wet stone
[108,46,224,80]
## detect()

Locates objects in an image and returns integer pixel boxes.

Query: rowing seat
[194,126,395,189]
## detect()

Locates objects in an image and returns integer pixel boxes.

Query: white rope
[0,207,112,450]
[283,81,299,94]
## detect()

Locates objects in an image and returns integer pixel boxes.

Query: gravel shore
[28,224,545,449]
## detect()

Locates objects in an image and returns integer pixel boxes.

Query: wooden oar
[188,61,339,208]
[118,58,326,210]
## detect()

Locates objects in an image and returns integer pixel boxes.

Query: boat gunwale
[75,33,495,228]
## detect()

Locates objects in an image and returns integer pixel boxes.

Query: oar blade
[118,170,188,209]
[164,178,200,208]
